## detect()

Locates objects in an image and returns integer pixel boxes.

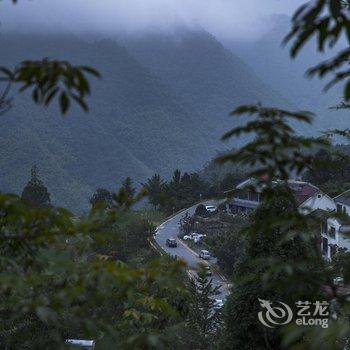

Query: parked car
[65,340,95,349]
[199,250,211,260]
[193,235,204,244]
[334,276,344,286]
[205,205,217,213]
[183,232,205,241]
[213,299,224,310]
[166,238,177,248]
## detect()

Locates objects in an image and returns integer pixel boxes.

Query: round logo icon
[258,299,293,328]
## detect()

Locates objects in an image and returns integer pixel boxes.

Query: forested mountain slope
[0,32,292,211]
[124,30,295,139]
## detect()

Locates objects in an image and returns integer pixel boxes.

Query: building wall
[335,201,350,214]
[228,189,260,214]
[321,218,348,260]
[228,198,258,214]
[338,234,350,252]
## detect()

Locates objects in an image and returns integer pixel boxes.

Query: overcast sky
[0,0,306,41]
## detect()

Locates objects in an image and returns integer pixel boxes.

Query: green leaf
[44,87,59,106]
[9,59,100,114]
[59,92,70,114]
[70,94,88,112]
[81,66,101,78]
[0,66,13,79]
[330,0,342,18]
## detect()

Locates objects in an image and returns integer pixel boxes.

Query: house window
[249,191,260,202]
[321,222,327,234]
[337,204,343,213]
[237,190,248,200]
[322,237,328,256]
[329,227,336,239]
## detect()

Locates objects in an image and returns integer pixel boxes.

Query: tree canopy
[21,165,51,208]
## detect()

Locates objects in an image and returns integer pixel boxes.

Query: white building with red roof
[227,178,336,215]
[226,178,350,261]
[321,189,350,260]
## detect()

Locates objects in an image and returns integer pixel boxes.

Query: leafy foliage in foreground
[217,104,329,181]
[0,59,100,114]
[303,146,350,196]
[185,270,222,350]
[215,103,348,349]
[0,193,188,349]
[221,186,325,350]
[285,0,350,103]
[217,1,350,346]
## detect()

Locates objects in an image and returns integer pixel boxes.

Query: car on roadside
[199,250,211,260]
[65,340,95,349]
[334,276,344,286]
[205,205,217,213]
[183,232,206,241]
[166,238,177,248]
[193,235,203,244]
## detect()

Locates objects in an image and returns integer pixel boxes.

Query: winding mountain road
[154,201,231,299]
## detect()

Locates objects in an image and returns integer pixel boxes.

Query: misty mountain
[0,31,291,211]
[229,14,349,133]
[123,30,294,138]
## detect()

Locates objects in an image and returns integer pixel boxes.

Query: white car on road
[205,205,217,213]
[199,250,211,260]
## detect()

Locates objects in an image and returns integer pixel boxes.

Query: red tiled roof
[234,178,321,205]
[288,182,319,205]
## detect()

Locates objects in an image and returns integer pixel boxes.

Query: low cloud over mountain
[1,0,304,41]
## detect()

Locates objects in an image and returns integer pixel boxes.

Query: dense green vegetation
[1,177,228,348]
[143,168,245,215]
[303,146,350,196]
[0,31,294,212]
[0,193,191,349]
[124,31,293,140]
[220,186,324,349]
[217,2,350,347]
[3,0,350,349]
[21,165,52,208]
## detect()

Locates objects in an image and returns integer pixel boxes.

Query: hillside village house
[321,189,350,260]
[227,178,350,261]
[227,178,336,215]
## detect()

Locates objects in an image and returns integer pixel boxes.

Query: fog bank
[0,0,305,41]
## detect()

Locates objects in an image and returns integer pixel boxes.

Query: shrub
[195,204,209,217]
